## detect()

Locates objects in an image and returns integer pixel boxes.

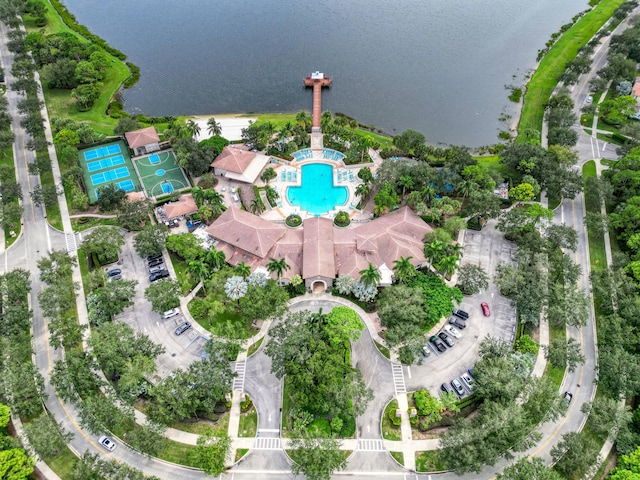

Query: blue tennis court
[95,180,135,198]
[87,155,125,173]
[91,167,130,186]
[161,182,174,194]
[149,154,160,164]
[83,144,121,161]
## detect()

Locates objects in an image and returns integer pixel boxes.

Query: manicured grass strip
[518,0,626,141]
[352,128,393,149]
[171,412,229,436]
[390,451,404,466]
[545,322,567,389]
[41,445,77,479]
[416,450,446,472]
[381,399,401,441]
[583,161,607,271]
[374,340,390,359]
[157,438,200,468]
[600,159,617,167]
[0,148,20,246]
[70,216,118,231]
[235,448,249,462]
[547,195,561,211]
[238,407,258,438]
[247,337,264,357]
[251,113,297,129]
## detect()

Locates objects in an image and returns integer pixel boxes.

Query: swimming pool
[287,163,348,215]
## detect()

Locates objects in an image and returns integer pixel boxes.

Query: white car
[163,307,180,319]
[444,325,462,339]
[98,435,116,451]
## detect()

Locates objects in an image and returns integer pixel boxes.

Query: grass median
[518,0,626,140]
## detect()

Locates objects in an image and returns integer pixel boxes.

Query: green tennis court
[134,150,190,197]
[78,140,141,203]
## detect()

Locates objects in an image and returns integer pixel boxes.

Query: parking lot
[103,231,206,383]
[404,220,518,398]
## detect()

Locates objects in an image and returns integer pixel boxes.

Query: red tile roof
[211,146,258,174]
[125,127,160,149]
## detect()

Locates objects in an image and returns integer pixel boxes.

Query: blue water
[287,163,348,215]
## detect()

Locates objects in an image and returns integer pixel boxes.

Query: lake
[62,0,588,146]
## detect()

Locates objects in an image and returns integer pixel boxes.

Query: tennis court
[84,144,121,160]
[134,150,190,197]
[87,155,125,172]
[78,140,141,203]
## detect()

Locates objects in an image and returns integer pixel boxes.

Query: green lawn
[517,0,626,141]
[28,1,131,134]
[281,379,293,437]
[415,450,446,472]
[381,399,402,441]
[247,337,264,357]
[238,407,258,437]
[76,246,91,297]
[169,252,198,294]
[41,446,77,479]
[583,161,607,271]
[171,412,230,436]
[157,439,199,468]
[352,128,393,149]
[545,322,567,388]
[70,216,118,231]
[547,195,561,211]
[600,159,617,167]
[390,451,404,466]
[235,448,249,462]
[251,113,297,129]
[374,340,390,359]
[474,154,509,179]
[0,149,20,246]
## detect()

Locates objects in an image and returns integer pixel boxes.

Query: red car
[481,302,490,317]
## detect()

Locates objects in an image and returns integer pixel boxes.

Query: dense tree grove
[266,309,371,436]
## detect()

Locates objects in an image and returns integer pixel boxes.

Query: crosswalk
[391,363,406,395]
[357,439,385,451]
[233,360,246,391]
[254,437,281,450]
[65,232,77,253]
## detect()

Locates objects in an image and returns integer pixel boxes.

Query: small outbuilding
[211,145,271,184]
[125,127,161,156]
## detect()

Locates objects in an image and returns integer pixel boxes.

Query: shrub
[514,334,539,355]
[213,402,227,414]
[334,210,350,227]
[340,415,356,437]
[286,214,302,227]
[240,398,253,413]
[389,407,402,427]
[307,418,331,437]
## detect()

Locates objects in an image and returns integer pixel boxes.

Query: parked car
[438,332,454,347]
[468,367,475,378]
[149,270,170,282]
[448,316,466,329]
[429,335,446,352]
[563,391,573,403]
[149,265,165,274]
[146,253,162,261]
[163,308,180,319]
[461,373,474,392]
[106,268,121,277]
[451,378,465,397]
[481,302,491,317]
[422,345,431,357]
[452,308,469,319]
[148,258,164,268]
[441,383,454,395]
[175,321,192,336]
[444,325,462,339]
[107,274,122,282]
[98,435,116,451]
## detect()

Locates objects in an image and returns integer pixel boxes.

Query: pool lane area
[286,163,348,215]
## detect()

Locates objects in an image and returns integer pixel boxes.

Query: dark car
[448,316,466,329]
[107,274,122,282]
[452,308,469,320]
[147,253,162,261]
[451,379,466,397]
[441,383,454,395]
[429,335,446,352]
[175,321,192,336]
[149,269,169,282]
[106,268,121,277]
[148,258,164,268]
[481,302,491,317]
[438,332,454,347]
[468,367,475,378]
[563,391,573,404]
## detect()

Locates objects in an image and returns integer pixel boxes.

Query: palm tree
[457,179,477,199]
[295,111,312,131]
[250,198,264,215]
[188,260,211,292]
[207,117,222,137]
[235,261,251,279]
[267,257,290,281]
[398,175,414,197]
[358,262,381,288]
[186,119,201,139]
[393,256,415,284]
[435,255,459,279]
[424,239,445,270]
[191,187,205,208]
[355,183,371,203]
[358,137,372,163]
[205,247,226,270]
[445,242,463,259]
[406,190,423,208]
[421,185,437,206]
[225,276,248,304]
